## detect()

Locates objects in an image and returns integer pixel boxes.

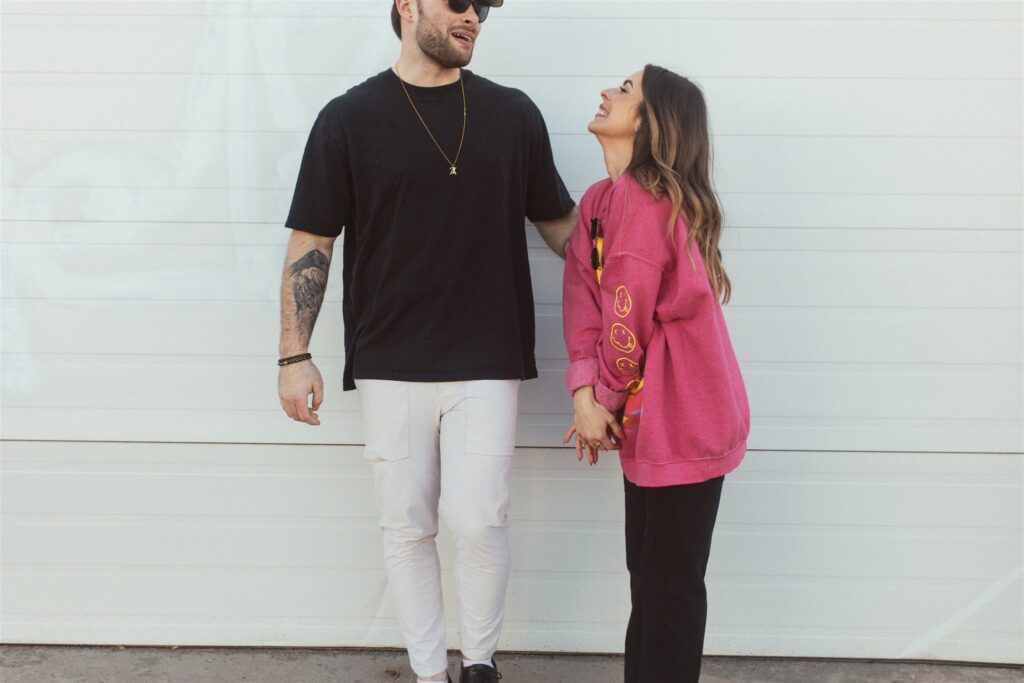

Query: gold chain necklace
[395,64,467,176]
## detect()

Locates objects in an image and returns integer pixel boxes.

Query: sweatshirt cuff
[566,357,599,395]
[595,381,628,413]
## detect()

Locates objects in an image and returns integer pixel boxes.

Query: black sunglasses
[447,0,502,23]
[590,217,604,271]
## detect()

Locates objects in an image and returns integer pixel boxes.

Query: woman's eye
[619,87,627,94]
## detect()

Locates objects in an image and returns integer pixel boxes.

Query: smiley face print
[610,322,637,353]
[614,285,632,318]
[616,357,640,376]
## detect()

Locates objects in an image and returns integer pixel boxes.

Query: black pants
[624,474,725,683]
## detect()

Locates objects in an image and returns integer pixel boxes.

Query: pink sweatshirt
[563,173,750,487]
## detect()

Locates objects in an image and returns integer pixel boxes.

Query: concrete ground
[1,646,1021,683]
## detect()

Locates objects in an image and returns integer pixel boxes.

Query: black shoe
[459,656,502,682]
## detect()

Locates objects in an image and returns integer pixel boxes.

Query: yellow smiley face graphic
[614,285,632,318]
[616,357,640,376]
[610,323,637,353]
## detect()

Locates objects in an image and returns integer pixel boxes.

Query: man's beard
[415,10,472,68]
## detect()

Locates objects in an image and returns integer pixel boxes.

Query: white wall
[1,0,1022,664]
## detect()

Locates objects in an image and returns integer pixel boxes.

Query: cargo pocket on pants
[355,379,410,462]
[463,380,520,457]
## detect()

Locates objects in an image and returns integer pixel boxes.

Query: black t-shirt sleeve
[285,103,352,237]
[521,96,575,223]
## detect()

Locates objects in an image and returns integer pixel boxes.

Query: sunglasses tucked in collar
[446,0,503,23]
[590,217,605,282]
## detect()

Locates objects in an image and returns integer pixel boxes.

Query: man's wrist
[278,352,312,367]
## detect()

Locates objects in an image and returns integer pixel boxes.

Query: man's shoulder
[468,71,537,111]
[318,71,392,122]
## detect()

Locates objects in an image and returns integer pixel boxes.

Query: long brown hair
[628,64,731,304]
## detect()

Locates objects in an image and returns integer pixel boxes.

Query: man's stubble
[414,0,473,69]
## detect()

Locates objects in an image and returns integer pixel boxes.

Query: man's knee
[378,497,440,541]
[443,503,509,545]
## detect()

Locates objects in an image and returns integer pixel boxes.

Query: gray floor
[1,646,1021,683]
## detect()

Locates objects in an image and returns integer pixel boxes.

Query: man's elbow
[535,207,578,260]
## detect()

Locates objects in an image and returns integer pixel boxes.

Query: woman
[562,65,750,682]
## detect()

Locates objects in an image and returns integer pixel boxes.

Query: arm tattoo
[288,249,330,337]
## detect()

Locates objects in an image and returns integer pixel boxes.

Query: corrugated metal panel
[1,0,1021,663]
[1,443,1020,661]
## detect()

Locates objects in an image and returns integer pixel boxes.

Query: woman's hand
[563,386,625,465]
[564,424,601,465]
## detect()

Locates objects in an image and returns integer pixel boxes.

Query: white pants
[354,378,520,677]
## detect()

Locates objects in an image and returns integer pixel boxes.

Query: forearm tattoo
[288,249,330,339]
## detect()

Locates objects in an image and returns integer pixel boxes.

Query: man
[276,1,577,681]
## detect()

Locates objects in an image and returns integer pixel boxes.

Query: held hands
[278,360,324,426]
[563,386,625,466]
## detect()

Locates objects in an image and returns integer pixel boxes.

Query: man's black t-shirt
[285,69,575,391]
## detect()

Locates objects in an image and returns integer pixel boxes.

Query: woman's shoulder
[619,174,676,226]
[579,177,613,215]
[611,175,686,268]
[620,173,672,210]
[580,174,661,219]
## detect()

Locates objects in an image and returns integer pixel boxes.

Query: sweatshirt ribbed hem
[620,439,747,487]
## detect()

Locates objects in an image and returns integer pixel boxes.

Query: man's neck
[395,47,462,87]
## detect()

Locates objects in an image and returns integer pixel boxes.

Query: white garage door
[2,0,1021,664]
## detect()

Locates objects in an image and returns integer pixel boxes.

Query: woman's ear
[632,106,644,135]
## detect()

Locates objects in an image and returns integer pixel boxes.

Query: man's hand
[278,360,325,425]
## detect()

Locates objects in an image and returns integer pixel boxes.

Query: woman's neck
[598,136,634,183]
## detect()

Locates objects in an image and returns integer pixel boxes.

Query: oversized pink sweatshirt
[563,173,750,487]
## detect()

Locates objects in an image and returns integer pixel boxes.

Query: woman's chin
[587,118,605,134]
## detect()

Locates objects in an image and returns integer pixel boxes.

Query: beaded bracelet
[278,352,312,367]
